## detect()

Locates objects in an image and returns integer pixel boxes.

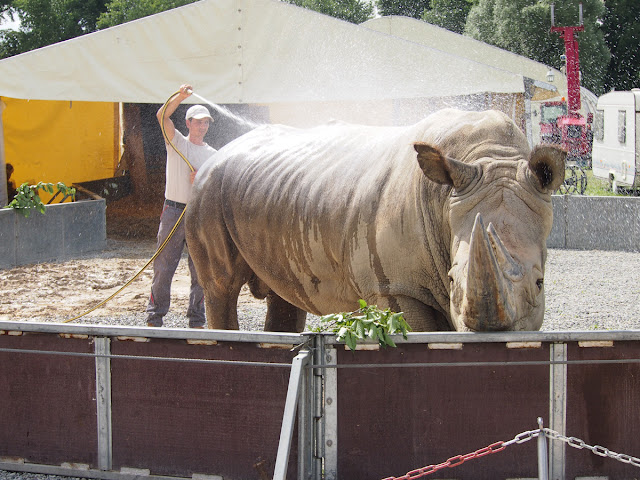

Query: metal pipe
[537,417,549,480]
[273,350,311,480]
[579,3,583,26]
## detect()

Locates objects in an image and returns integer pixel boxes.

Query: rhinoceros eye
[536,278,544,292]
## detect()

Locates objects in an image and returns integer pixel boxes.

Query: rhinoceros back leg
[264,292,307,332]
[187,227,252,330]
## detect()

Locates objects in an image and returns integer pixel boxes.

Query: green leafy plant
[315,299,412,351]
[5,182,76,218]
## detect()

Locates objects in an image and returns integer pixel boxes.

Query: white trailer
[592,89,640,191]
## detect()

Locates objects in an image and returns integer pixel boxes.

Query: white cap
[185,105,213,121]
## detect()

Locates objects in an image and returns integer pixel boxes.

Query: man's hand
[178,84,193,99]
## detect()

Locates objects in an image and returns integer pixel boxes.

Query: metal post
[95,337,112,471]
[323,347,338,480]
[549,342,567,480]
[273,349,311,480]
[537,417,549,480]
[313,335,326,480]
[298,347,313,480]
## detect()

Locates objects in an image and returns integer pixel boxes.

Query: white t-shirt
[164,131,217,204]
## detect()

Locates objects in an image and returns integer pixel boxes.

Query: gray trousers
[145,202,205,327]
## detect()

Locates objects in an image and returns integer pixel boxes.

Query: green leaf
[5,181,74,216]
[381,328,396,348]
[368,327,379,341]
[354,319,365,339]
[319,300,408,350]
[345,331,357,351]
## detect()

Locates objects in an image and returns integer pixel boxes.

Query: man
[6,163,17,203]
[145,84,217,328]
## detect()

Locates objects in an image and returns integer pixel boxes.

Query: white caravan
[592,89,640,191]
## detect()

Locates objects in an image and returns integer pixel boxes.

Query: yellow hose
[64,91,194,323]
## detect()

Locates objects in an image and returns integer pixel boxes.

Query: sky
[0,14,20,31]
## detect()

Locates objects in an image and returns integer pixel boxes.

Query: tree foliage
[601,0,640,91]
[283,0,373,24]
[0,0,108,58]
[422,0,472,34]
[96,0,197,29]
[375,0,430,19]
[0,0,196,57]
[465,0,610,95]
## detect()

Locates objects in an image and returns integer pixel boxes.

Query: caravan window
[594,109,604,141]
[618,110,627,144]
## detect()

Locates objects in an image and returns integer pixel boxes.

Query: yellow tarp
[2,97,119,198]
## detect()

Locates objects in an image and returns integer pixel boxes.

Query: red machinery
[540,3,593,168]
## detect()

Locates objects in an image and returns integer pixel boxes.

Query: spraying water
[190,91,262,130]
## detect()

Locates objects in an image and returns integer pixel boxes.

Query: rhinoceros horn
[464,212,522,331]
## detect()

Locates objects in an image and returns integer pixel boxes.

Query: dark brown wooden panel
[566,341,640,479]
[0,332,97,466]
[336,342,550,480]
[110,338,299,480]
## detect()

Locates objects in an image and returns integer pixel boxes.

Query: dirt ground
[0,196,264,324]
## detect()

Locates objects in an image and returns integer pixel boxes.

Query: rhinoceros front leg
[372,295,451,332]
[264,292,307,332]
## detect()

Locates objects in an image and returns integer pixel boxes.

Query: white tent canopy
[362,16,559,92]
[0,0,526,104]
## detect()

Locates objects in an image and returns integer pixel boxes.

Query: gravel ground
[77,247,640,331]
[4,241,640,332]
[1,245,640,480]
[543,248,640,331]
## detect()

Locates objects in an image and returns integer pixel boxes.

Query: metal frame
[95,337,112,472]
[549,342,568,480]
[2,321,640,480]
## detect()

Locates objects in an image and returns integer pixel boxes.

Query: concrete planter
[548,195,640,252]
[0,198,106,269]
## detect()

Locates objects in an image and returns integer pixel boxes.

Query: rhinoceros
[185,108,566,332]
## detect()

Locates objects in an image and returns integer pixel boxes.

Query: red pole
[551,25,584,114]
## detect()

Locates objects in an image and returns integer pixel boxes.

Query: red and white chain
[381,429,540,480]
[381,427,640,480]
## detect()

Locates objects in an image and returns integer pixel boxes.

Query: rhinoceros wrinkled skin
[185,108,566,332]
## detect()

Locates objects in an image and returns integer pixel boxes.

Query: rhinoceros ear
[414,142,479,191]
[528,145,566,192]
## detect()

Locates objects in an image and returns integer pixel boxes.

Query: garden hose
[64,90,194,323]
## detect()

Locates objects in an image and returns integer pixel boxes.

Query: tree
[0,0,109,58]
[282,0,374,24]
[422,0,472,34]
[0,0,196,57]
[465,0,610,95]
[375,0,430,19]
[96,0,197,29]
[601,0,640,91]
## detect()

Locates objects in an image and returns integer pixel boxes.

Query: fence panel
[565,340,640,479]
[0,331,97,467]
[110,337,299,480]
[333,341,550,480]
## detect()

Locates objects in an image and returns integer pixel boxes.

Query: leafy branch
[5,182,76,218]
[315,299,412,351]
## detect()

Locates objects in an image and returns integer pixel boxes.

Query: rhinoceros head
[414,142,566,331]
